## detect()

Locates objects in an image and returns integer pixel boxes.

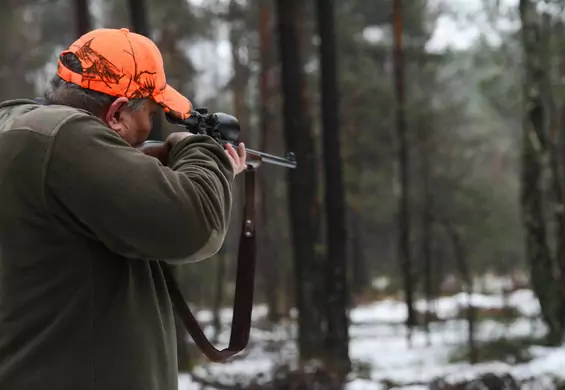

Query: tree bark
[519,0,564,345]
[316,0,351,377]
[127,0,149,36]
[229,0,249,133]
[349,211,367,298]
[542,13,565,329]
[420,139,433,346]
[257,0,282,324]
[442,222,477,364]
[275,0,325,360]
[392,0,416,344]
[74,0,92,37]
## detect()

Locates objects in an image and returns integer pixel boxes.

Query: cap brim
[154,84,192,121]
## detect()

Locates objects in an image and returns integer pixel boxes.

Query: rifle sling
[160,167,257,362]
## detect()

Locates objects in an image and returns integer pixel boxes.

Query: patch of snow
[349,288,540,325]
[347,378,385,390]
[351,299,408,324]
[519,346,565,380]
[178,289,560,389]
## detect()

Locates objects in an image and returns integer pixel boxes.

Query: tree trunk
[421,145,433,346]
[392,0,416,345]
[542,13,565,334]
[346,109,369,298]
[443,222,477,364]
[275,0,325,361]
[519,0,564,345]
[257,1,282,324]
[349,211,367,298]
[416,68,434,345]
[316,0,351,376]
[229,0,249,132]
[74,0,92,36]
[127,0,149,36]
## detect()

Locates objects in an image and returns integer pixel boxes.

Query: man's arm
[44,113,234,263]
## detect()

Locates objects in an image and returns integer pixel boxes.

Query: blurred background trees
[5,0,565,387]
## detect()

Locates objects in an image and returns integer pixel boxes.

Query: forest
[2,0,565,389]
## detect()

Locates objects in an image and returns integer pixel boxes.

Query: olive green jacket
[0,99,234,390]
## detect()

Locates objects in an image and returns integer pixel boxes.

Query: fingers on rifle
[226,144,238,161]
[225,143,247,173]
[225,145,238,171]
[238,143,246,167]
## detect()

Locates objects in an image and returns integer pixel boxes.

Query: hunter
[0,28,246,390]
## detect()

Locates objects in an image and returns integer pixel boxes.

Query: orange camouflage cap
[57,28,192,120]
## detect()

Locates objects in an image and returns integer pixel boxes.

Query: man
[0,28,246,389]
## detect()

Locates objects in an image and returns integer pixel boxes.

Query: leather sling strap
[160,167,257,362]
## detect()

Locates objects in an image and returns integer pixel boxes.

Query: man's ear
[104,97,130,131]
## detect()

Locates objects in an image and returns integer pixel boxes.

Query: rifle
[146,108,297,362]
[143,108,297,169]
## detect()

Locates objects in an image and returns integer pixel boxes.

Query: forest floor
[177,288,565,389]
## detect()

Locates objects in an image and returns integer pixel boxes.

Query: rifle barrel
[245,148,297,169]
[141,141,297,169]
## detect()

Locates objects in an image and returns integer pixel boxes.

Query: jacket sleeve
[44,113,234,264]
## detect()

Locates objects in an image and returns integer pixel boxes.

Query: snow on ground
[177,289,564,390]
[351,288,540,325]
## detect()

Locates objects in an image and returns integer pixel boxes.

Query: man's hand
[225,143,247,175]
[169,133,247,175]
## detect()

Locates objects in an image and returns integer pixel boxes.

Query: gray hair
[44,52,149,116]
